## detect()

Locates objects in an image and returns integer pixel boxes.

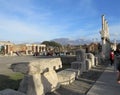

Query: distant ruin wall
[60,56,76,65]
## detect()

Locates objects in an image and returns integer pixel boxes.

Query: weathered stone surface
[85,59,91,71]
[81,61,87,73]
[86,53,95,67]
[11,58,62,95]
[76,49,85,61]
[0,89,26,95]
[71,61,86,74]
[64,68,80,79]
[57,70,76,85]
[71,61,82,69]
[11,58,62,74]
[94,57,98,66]
[27,74,44,95]
[60,56,76,65]
[18,75,29,93]
[42,70,59,93]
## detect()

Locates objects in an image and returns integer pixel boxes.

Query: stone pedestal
[71,49,86,74]
[71,61,82,69]
[76,49,85,61]
[64,68,80,79]
[85,59,91,71]
[86,53,95,67]
[95,57,98,66]
[81,61,87,73]
[11,58,62,95]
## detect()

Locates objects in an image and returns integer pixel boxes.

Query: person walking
[110,50,115,66]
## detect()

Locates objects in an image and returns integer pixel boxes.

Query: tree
[41,41,62,53]
[41,41,50,47]
[41,41,62,47]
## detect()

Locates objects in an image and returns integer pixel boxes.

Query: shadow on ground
[46,86,84,95]
[0,74,22,90]
[46,64,107,95]
[0,63,107,95]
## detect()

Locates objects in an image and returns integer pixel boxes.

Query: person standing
[117,63,120,84]
[110,50,115,66]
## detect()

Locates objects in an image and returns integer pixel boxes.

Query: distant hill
[51,38,93,45]
[111,40,120,44]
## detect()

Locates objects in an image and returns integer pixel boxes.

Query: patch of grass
[9,73,24,80]
[0,73,24,90]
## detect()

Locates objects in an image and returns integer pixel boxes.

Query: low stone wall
[57,70,76,85]
[60,56,76,65]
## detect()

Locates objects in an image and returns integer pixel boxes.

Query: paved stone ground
[87,65,120,95]
[0,56,39,75]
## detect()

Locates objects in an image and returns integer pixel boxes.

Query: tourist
[109,50,114,66]
[117,63,120,84]
[115,48,120,56]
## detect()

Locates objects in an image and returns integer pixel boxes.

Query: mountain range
[23,38,120,45]
[51,38,120,45]
[51,38,93,45]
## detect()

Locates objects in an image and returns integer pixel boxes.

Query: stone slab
[57,70,76,85]
[71,61,82,69]
[11,58,62,74]
[64,68,80,79]
[86,53,95,66]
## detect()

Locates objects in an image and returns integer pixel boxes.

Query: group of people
[109,49,120,83]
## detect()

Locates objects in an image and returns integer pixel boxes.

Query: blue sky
[0,0,120,43]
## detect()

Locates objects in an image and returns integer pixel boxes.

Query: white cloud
[0,0,52,21]
[0,0,119,44]
[0,14,71,43]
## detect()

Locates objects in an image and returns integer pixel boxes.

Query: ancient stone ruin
[0,49,99,95]
[11,58,62,95]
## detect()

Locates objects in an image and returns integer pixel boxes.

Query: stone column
[10,45,13,56]
[33,45,36,53]
[71,49,86,73]
[102,15,105,31]
[43,47,46,52]
[4,45,6,55]
[86,53,95,67]
[37,45,39,53]
[76,49,85,62]
[6,45,9,54]
[40,47,42,52]
[26,46,28,55]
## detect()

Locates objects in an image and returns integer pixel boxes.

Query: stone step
[57,70,76,85]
